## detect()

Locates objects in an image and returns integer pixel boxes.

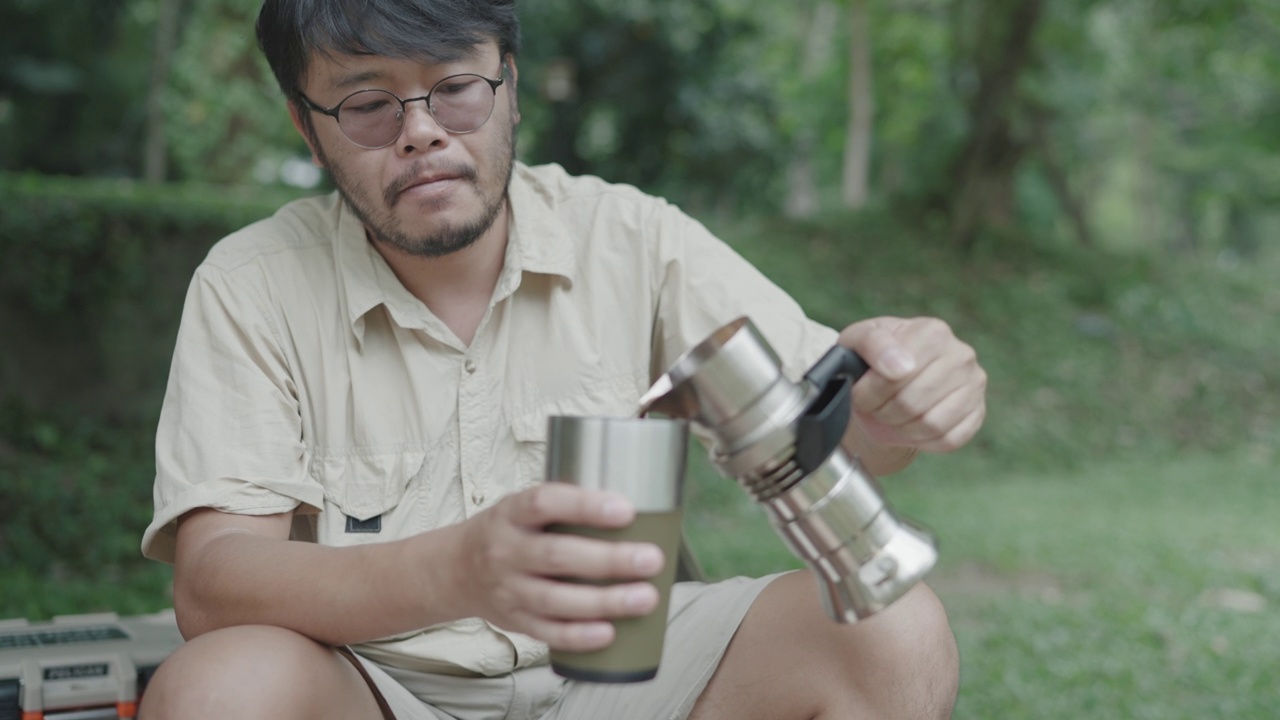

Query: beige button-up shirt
[144,162,837,676]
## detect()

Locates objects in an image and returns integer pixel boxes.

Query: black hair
[256,0,520,102]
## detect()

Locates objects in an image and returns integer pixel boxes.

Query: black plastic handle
[803,344,870,390]
[794,345,870,474]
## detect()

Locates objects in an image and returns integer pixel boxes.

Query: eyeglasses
[299,67,505,149]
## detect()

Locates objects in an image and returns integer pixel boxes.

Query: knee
[853,582,960,718]
[138,625,338,720]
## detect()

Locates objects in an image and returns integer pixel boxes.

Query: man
[139,1,986,718]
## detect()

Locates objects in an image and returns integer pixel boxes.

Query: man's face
[293,42,518,258]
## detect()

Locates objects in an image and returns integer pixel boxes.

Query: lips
[405,173,459,191]
[391,173,458,204]
[386,164,476,207]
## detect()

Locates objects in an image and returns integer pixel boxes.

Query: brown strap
[336,646,399,720]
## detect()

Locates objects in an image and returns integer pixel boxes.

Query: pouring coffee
[639,317,938,622]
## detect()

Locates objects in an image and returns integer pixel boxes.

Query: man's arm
[836,316,988,476]
[171,483,666,652]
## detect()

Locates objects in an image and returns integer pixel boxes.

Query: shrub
[0,173,309,423]
[0,174,310,618]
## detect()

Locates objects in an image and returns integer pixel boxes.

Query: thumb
[837,318,917,381]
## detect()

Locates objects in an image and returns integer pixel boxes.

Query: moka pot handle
[795,345,870,474]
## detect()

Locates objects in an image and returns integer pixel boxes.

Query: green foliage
[0,401,172,620]
[0,0,152,176]
[5,0,1277,253]
[518,0,782,205]
[706,205,1280,472]
[0,172,301,317]
[0,175,316,619]
[1036,0,1280,253]
[163,0,308,184]
[0,173,308,422]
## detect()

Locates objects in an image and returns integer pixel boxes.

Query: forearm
[173,519,469,646]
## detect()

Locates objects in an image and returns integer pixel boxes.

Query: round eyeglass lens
[336,90,403,148]
[429,75,497,133]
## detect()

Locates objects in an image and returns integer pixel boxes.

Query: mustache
[385,162,479,207]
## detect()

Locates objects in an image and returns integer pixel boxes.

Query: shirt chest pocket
[310,449,426,545]
[509,373,641,490]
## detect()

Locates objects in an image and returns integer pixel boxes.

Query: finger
[852,325,981,421]
[838,318,919,382]
[518,576,661,621]
[855,348,971,427]
[913,404,986,453]
[503,609,617,652]
[505,483,636,530]
[860,378,984,448]
[526,531,665,581]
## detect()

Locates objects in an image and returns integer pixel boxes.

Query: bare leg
[690,571,959,720]
[138,625,386,720]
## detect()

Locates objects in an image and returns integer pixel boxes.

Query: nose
[396,98,447,154]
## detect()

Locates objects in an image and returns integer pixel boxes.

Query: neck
[370,202,510,346]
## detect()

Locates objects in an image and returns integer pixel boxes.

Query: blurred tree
[783,1,840,218]
[841,0,874,209]
[518,0,781,206]
[770,0,965,218]
[1028,0,1280,254]
[1141,0,1280,256]
[163,0,306,185]
[143,0,184,182]
[0,0,150,177]
[944,0,1046,249]
[2,0,1274,257]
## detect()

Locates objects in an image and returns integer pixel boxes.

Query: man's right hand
[448,483,665,651]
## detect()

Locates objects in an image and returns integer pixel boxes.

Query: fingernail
[633,545,662,574]
[625,587,655,612]
[881,348,916,377]
[600,497,630,523]
[579,623,612,644]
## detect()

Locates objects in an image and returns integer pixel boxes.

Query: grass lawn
[683,448,1280,719]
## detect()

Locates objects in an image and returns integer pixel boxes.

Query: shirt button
[464,359,477,374]
[471,490,485,505]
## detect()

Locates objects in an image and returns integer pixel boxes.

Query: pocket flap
[312,450,426,521]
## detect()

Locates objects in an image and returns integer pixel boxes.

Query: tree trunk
[1030,105,1093,247]
[785,1,839,219]
[841,0,874,209]
[143,0,181,183]
[948,0,1044,249]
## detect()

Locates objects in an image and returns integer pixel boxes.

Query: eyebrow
[331,69,386,92]
[324,54,498,95]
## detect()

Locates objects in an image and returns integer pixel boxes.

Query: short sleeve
[142,264,324,563]
[648,204,838,381]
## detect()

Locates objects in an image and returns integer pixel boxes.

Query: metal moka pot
[639,317,938,622]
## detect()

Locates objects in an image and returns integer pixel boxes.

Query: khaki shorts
[343,574,782,720]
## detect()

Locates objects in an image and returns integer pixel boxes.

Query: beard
[315,123,517,259]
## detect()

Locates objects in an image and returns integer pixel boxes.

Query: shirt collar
[495,162,577,299]
[335,162,578,343]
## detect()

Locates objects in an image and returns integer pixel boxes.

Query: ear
[288,100,326,168]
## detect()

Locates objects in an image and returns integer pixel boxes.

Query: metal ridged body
[640,318,938,623]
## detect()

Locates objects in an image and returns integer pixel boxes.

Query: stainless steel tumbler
[544,415,689,683]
